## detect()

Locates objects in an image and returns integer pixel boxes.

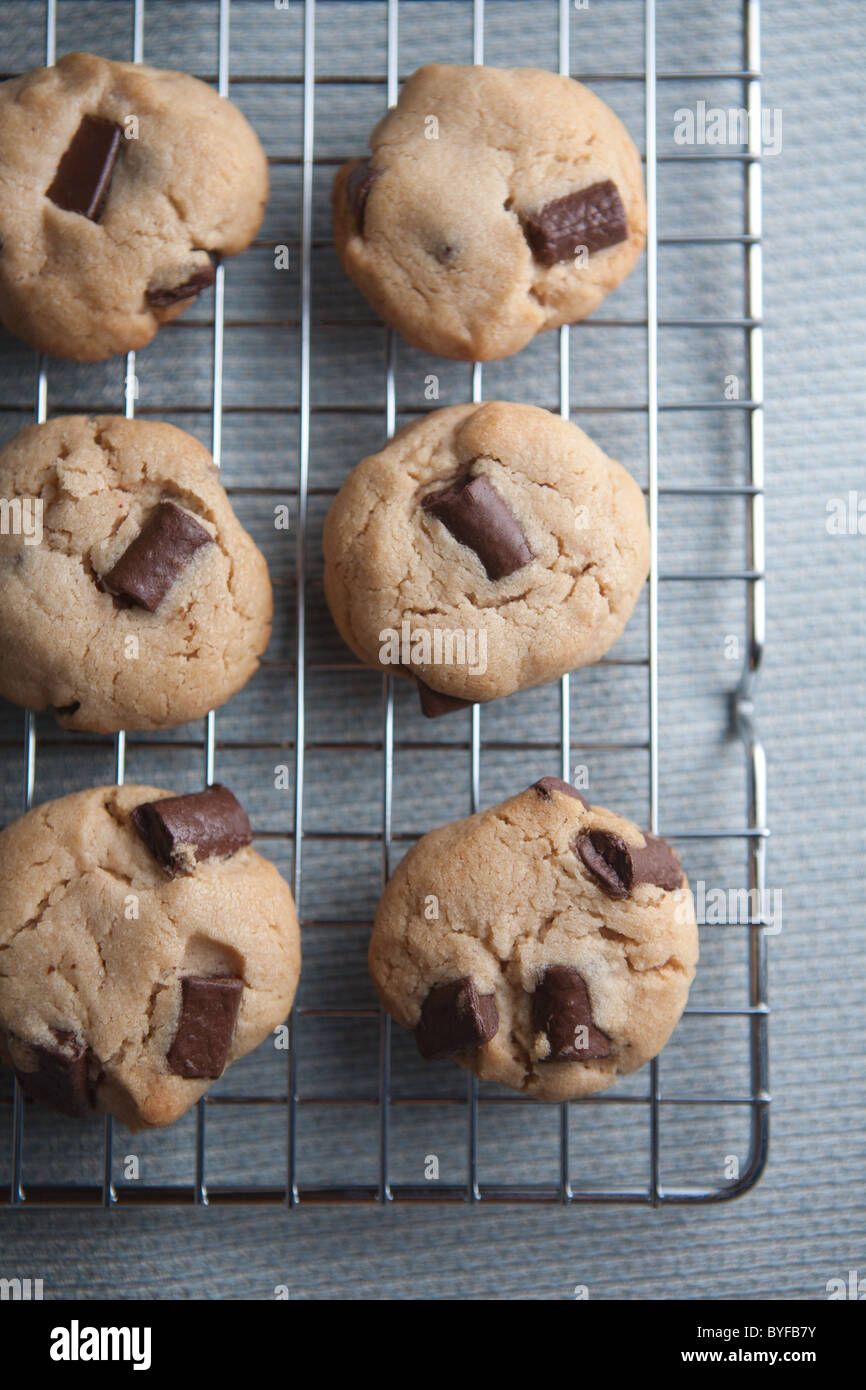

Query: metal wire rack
[1,0,769,1207]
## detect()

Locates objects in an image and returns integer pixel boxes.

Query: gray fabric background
[0,0,863,1299]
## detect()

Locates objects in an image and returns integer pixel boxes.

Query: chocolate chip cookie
[323,401,649,714]
[369,778,697,1101]
[0,784,301,1129]
[0,414,272,733]
[0,51,268,360]
[332,64,646,361]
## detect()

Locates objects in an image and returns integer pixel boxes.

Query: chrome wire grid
[1,0,769,1207]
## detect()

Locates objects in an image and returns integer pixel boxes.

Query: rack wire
[1,0,769,1207]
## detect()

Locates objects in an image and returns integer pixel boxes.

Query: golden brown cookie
[0,415,272,733]
[323,401,649,714]
[0,52,268,359]
[0,784,301,1130]
[333,64,646,360]
[369,779,698,1102]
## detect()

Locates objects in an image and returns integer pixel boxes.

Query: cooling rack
[0,0,769,1207]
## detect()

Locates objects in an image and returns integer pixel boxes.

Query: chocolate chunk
[6,1030,91,1118]
[422,473,533,581]
[103,500,212,612]
[46,115,122,221]
[523,179,627,267]
[416,679,473,719]
[576,828,683,899]
[131,784,252,877]
[533,777,588,806]
[634,833,684,892]
[146,261,216,309]
[347,159,380,230]
[576,829,635,899]
[416,978,499,1060]
[532,966,611,1062]
[166,975,243,1079]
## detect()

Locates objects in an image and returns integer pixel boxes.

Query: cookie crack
[0,878,74,952]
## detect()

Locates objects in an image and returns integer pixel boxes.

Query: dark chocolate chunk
[146,261,216,309]
[576,829,635,899]
[533,777,588,806]
[7,1030,91,1118]
[634,833,684,892]
[523,179,627,267]
[576,827,683,899]
[416,679,473,719]
[131,784,252,877]
[102,500,212,612]
[532,966,611,1062]
[416,977,499,1060]
[422,473,533,581]
[166,975,243,1079]
[347,159,380,230]
[46,115,122,221]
